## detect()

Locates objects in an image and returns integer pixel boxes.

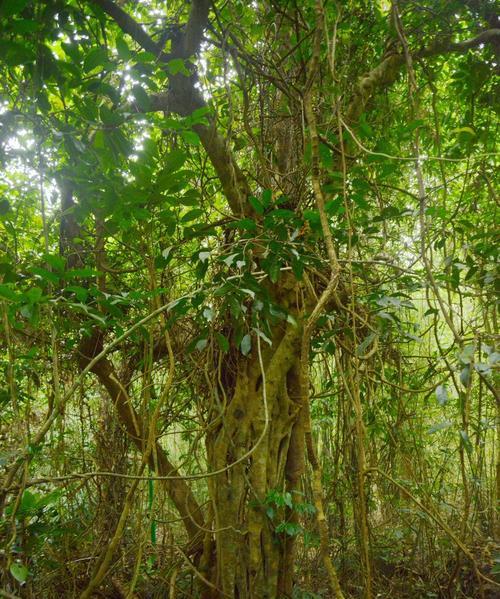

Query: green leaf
[116,36,131,60]
[1,0,30,17]
[30,266,59,285]
[195,338,208,351]
[459,430,473,456]
[25,286,43,304]
[249,196,264,215]
[64,286,88,302]
[268,208,295,220]
[262,189,272,208]
[131,85,151,111]
[460,365,471,387]
[19,489,37,513]
[275,521,302,536]
[474,362,491,375]
[451,126,476,137]
[182,208,204,222]
[458,345,475,364]
[291,257,304,280]
[43,254,65,272]
[303,209,321,229]
[488,352,500,365]
[254,328,272,346]
[10,18,38,33]
[10,563,28,583]
[267,260,280,283]
[240,333,252,356]
[163,149,187,174]
[428,420,452,434]
[167,58,190,76]
[187,106,211,125]
[435,384,448,406]
[325,198,344,215]
[215,333,229,352]
[0,199,10,214]
[180,130,201,145]
[0,284,17,301]
[356,332,377,357]
[135,50,156,63]
[35,489,61,508]
[227,218,257,231]
[284,522,302,536]
[0,39,35,65]
[84,46,108,72]
[93,130,106,150]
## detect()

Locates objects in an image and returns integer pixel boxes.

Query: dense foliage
[0,0,498,597]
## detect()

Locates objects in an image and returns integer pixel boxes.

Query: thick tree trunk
[199,316,304,598]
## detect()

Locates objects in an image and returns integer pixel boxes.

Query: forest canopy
[0,0,498,598]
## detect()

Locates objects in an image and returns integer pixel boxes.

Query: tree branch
[95,0,251,217]
[346,29,500,123]
[77,331,205,541]
[419,28,500,56]
[89,0,164,57]
[182,0,211,58]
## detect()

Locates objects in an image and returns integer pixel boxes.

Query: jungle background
[0,0,498,598]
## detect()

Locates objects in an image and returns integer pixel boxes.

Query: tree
[0,1,498,598]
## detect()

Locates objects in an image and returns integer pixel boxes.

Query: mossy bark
[199,310,306,598]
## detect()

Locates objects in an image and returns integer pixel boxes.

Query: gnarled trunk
[200,318,305,598]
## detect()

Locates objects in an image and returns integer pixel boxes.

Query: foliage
[0,0,498,597]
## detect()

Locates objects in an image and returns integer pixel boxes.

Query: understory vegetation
[0,0,498,597]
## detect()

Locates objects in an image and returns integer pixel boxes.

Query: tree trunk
[200,310,304,598]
